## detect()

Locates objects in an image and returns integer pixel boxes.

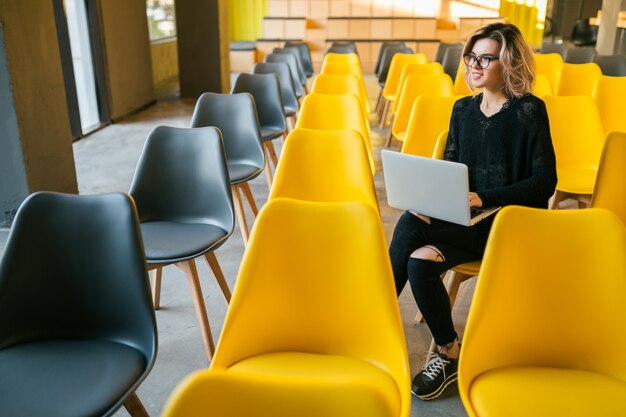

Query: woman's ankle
[438,339,460,359]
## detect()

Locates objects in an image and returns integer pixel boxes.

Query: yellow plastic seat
[591,131,626,223]
[543,95,605,208]
[379,53,427,127]
[392,62,445,114]
[320,61,370,113]
[431,129,449,159]
[459,206,626,417]
[592,75,626,134]
[162,199,411,417]
[296,93,375,174]
[533,52,563,91]
[532,74,553,97]
[323,52,361,68]
[400,95,461,156]
[554,62,602,96]
[388,75,454,147]
[454,59,472,96]
[311,73,370,131]
[270,128,378,211]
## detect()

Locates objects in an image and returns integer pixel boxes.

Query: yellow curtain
[228,0,267,41]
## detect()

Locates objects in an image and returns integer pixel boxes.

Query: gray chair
[374,41,405,77]
[594,54,626,76]
[252,62,299,126]
[232,72,286,186]
[130,126,234,360]
[541,42,567,59]
[273,47,307,89]
[284,41,314,77]
[265,53,304,97]
[190,93,265,245]
[376,46,413,113]
[565,47,597,63]
[331,41,358,54]
[0,192,157,417]
[327,44,357,55]
[435,42,462,64]
[441,44,463,83]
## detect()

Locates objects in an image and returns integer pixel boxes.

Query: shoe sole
[411,372,458,401]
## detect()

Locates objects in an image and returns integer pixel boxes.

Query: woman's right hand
[410,211,431,224]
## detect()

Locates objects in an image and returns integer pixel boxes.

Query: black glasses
[463,53,499,69]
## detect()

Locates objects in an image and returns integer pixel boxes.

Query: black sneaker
[411,352,458,400]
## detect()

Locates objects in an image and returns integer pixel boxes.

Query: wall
[150,38,179,97]
[100,0,155,120]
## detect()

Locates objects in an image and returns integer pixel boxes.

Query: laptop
[381,150,500,226]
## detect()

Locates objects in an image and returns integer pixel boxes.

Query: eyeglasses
[463,53,499,69]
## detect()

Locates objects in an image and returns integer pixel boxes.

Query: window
[146,0,176,41]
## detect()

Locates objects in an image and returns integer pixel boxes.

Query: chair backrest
[392,62,445,110]
[543,95,605,171]
[323,52,361,69]
[564,47,597,64]
[190,92,265,174]
[265,53,304,97]
[375,41,406,76]
[210,198,410,415]
[435,42,462,64]
[453,59,472,95]
[533,52,563,91]
[432,129,449,159]
[459,206,626,411]
[252,62,299,114]
[382,53,425,97]
[273,47,307,85]
[327,44,356,55]
[130,126,235,233]
[284,41,314,76]
[400,95,461,156]
[311,73,368,123]
[392,74,454,139]
[532,74,553,97]
[330,41,357,54]
[591,131,626,224]
[270,128,378,210]
[231,73,286,134]
[441,44,463,81]
[319,61,369,110]
[592,75,626,134]
[0,192,157,364]
[555,62,602,96]
[296,93,374,174]
[540,42,567,59]
[377,46,413,84]
[594,54,626,76]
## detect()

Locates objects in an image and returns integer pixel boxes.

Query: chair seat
[261,127,286,142]
[228,162,263,184]
[556,167,598,194]
[469,366,626,417]
[284,105,297,117]
[0,340,146,417]
[141,221,229,263]
[223,352,401,417]
[393,131,406,142]
[452,259,481,276]
[383,93,397,102]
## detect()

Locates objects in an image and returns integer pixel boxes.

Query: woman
[388,23,557,400]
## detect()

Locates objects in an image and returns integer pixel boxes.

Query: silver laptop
[381,150,500,226]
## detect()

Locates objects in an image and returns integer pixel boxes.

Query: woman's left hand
[469,192,483,208]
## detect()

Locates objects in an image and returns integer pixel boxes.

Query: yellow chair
[320,61,370,113]
[392,62,445,114]
[162,199,411,417]
[554,62,602,96]
[269,128,378,211]
[379,53,427,127]
[544,95,605,208]
[311,73,370,131]
[533,53,563,92]
[387,74,454,147]
[400,95,461,156]
[532,74,553,97]
[431,129,449,159]
[454,59,472,96]
[591,131,626,224]
[296,93,375,174]
[459,206,626,417]
[592,75,626,134]
[322,51,361,68]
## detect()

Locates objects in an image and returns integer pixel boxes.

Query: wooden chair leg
[241,182,259,217]
[231,185,249,245]
[177,259,215,360]
[375,89,383,113]
[151,268,162,310]
[123,392,150,417]
[263,145,273,189]
[205,252,231,303]
[384,119,395,148]
[379,100,390,128]
[266,139,279,167]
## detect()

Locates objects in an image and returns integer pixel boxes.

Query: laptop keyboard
[470,208,483,219]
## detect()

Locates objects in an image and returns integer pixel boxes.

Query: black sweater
[444,93,558,209]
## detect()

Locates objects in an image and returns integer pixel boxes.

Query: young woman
[388,23,558,400]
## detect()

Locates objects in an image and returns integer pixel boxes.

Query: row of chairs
[541,43,626,75]
[161,57,412,417]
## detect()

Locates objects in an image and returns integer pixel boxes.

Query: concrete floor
[1,75,473,417]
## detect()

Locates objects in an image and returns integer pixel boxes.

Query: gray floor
[0,75,472,417]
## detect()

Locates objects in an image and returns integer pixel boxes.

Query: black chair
[375,46,413,113]
[273,47,307,90]
[374,41,405,77]
[594,54,626,76]
[565,46,597,63]
[284,41,314,77]
[435,42,462,64]
[130,126,234,361]
[232,72,286,186]
[265,53,305,97]
[571,18,598,47]
[541,42,567,59]
[190,93,265,245]
[331,41,358,54]
[0,192,157,417]
[253,62,299,122]
[441,43,463,83]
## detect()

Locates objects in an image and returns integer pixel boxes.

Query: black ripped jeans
[389,211,494,346]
